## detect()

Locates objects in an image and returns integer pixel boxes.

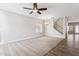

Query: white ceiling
[0,3,79,19]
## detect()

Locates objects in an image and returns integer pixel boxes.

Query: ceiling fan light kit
[33,10,38,13]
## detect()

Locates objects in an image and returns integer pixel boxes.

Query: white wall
[45,19,65,38]
[0,10,44,44]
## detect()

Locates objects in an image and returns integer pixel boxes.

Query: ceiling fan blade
[23,7,32,10]
[37,11,41,14]
[38,8,47,11]
[29,11,33,14]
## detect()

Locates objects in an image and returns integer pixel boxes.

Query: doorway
[67,22,79,48]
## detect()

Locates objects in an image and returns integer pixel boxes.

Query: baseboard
[1,34,44,45]
[45,35,65,39]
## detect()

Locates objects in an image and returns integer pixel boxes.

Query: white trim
[1,34,44,45]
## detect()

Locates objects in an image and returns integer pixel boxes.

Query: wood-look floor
[45,34,79,56]
[0,36,63,56]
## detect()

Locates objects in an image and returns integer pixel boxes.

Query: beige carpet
[0,36,63,56]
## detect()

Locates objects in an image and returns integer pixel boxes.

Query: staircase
[53,17,64,34]
[53,17,68,38]
[45,17,67,38]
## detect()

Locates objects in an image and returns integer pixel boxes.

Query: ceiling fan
[23,3,47,14]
